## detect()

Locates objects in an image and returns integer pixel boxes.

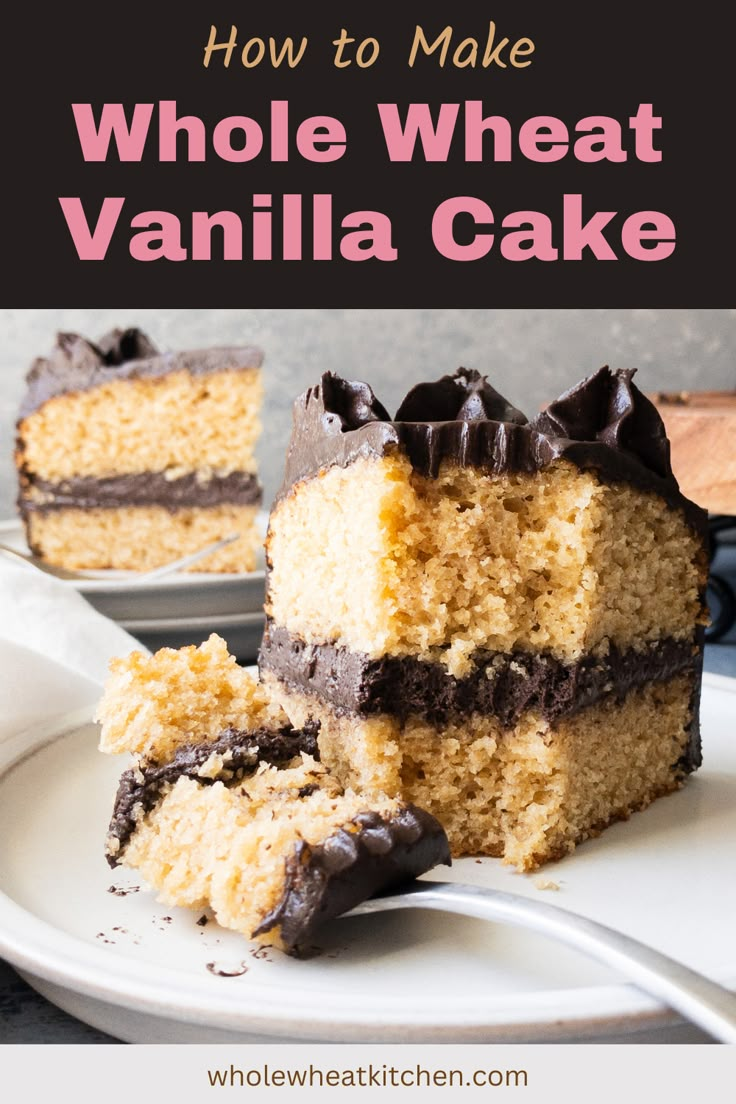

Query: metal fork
[0,533,240,584]
[347,881,736,1043]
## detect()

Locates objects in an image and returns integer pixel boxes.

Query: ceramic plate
[0,674,734,1044]
[0,517,267,621]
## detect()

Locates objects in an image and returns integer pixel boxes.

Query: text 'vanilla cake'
[259,367,708,870]
[15,328,264,572]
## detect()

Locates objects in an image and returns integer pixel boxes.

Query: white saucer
[0,674,734,1044]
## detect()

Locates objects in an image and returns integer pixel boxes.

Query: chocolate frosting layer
[252,805,451,953]
[106,722,319,864]
[682,652,704,774]
[19,470,262,514]
[259,622,703,773]
[277,367,706,531]
[19,328,264,419]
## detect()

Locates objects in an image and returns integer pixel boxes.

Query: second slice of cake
[260,367,708,870]
[15,328,264,572]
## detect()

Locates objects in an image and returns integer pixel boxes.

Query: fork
[0,533,240,584]
[346,881,736,1043]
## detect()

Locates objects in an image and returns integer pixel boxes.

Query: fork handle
[354,881,736,1043]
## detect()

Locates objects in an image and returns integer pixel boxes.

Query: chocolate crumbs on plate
[206,961,249,978]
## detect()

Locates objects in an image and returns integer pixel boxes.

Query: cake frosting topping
[396,366,528,425]
[529,366,671,480]
[19,328,264,419]
[279,366,705,529]
[318,371,391,429]
[20,328,158,416]
[251,805,450,949]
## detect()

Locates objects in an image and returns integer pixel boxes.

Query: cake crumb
[534,878,560,891]
[250,945,272,961]
[206,961,249,977]
[107,884,140,897]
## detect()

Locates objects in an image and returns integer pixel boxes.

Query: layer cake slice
[15,328,264,572]
[259,366,708,870]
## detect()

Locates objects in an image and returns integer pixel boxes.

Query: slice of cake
[15,328,263,572]
[259,367,708,871]
[97,635,450,953]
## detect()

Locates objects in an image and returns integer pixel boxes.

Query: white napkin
[0,558,143,739]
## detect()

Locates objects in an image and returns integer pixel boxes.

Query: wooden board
[651,391,736,515]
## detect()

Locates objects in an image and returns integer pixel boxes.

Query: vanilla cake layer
[266,457,705,675]
[17,364,262,481]
[264,671,697,871]
[25,502,261,573]
[97,634,283,762]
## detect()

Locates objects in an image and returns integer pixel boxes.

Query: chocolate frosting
[106,722,319,863]
[252,805,451,953]
[396,366,527,425]
[682,654,704,774]
[18,328,264,419]
[259,622,703,774]
[530,367,671,479]
[276,367,706,531]
[19,470,262,514]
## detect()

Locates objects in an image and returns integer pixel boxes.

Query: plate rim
[118,610,266,632]
[0,674,734,1042]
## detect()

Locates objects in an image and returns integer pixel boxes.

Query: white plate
[0,674,734,1044]
[0,517,267,621]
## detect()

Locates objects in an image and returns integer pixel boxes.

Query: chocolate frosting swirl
[277,366,706,531]
[530,366,671,480]
[319,372,391,428]
[18,328,264,419]
[252,805,451,953]
[396,366,527,425]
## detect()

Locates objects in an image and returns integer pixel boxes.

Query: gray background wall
[1,308,734,516]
